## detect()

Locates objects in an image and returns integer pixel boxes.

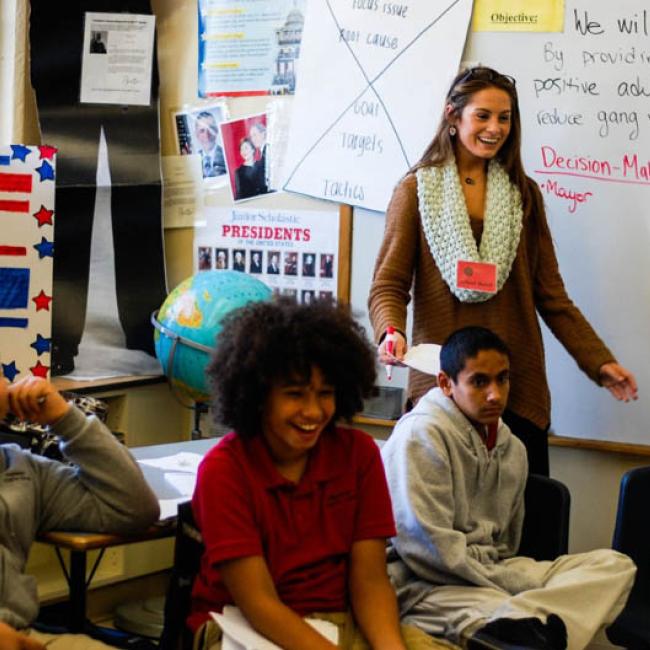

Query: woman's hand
[378,329,407,366]
[599,363,638,402]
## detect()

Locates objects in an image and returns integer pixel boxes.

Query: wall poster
[198,0,307,96]
[0,145,55,383]
[194,207,340,304]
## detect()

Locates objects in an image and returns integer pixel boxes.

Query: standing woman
[368,67,637,475]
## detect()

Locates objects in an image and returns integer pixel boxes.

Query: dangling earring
[449,125,457,136]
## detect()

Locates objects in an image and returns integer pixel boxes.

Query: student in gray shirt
[0,376,159,649]
[382,327,635,650]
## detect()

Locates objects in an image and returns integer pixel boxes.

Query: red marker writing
[385,326,396,381]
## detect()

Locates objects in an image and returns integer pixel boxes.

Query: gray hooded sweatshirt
[381,387,543,614]
[0,406,160,629]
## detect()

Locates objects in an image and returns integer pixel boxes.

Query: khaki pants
[194,611,458,649]
[403,549,635,650]
[27,628,116,648]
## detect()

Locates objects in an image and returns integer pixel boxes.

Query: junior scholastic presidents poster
[194,206,339,304]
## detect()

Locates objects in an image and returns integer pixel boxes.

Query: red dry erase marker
[385,326,397,381]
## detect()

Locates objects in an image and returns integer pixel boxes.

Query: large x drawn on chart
[284,0,466,189]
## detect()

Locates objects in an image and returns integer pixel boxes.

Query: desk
[38,437,219,635]
[52,374,166,395]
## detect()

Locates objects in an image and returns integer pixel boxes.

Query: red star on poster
[32,290,52,311]
[38,145,58,160]
[33,205,54,227]
[30,361,49,378]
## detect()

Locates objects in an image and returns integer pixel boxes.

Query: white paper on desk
[401,344,442,377]
[212,606,338,649]
[158,497,190,521]
[164,471,197,497]
[138,452,202,473]
[65,371,128,381]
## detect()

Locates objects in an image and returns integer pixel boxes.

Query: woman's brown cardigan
[368,173,615,429]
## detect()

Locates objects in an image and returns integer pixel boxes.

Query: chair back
[517,473,570,561]
[607,466,650,649]
[159,501,204,650]
[612,466,650,595]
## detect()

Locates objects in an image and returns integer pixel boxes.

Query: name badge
[456,260,497,293]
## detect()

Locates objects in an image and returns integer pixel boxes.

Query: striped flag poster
[0,145,56,383]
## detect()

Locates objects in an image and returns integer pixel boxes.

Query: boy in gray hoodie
[381,327,635,650]
[0,376,160,649]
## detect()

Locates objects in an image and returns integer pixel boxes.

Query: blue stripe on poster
[0,317,28,328]
[0,268,30,309]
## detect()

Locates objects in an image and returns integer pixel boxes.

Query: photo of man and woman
[219,113,274,202]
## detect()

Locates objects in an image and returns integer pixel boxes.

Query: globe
[153,270,272,402]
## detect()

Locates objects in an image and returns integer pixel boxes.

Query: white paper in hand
[401,343,441,376]
[211,606,338,649]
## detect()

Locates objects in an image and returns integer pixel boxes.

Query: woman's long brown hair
[411,66,533,215]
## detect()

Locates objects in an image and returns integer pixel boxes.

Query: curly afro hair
[206,297,376,438]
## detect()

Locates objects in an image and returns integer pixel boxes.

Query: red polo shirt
[188,426,396,632]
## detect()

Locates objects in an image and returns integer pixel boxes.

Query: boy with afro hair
[188,297,455,650]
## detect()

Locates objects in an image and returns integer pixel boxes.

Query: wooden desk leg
[68,550,87,633]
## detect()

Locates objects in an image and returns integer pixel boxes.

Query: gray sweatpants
[402,549,635,650]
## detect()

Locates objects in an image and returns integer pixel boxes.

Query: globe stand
[190,402,210,441]
[151,311,214,439]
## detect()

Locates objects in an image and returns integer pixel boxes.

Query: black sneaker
[467,635,524,650]
[545,614,568,649]
[467,616,567,650]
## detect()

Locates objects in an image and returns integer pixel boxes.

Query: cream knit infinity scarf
[416,159,523,303]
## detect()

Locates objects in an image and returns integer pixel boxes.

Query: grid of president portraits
[197,247,335,303]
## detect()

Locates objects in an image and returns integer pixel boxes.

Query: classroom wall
[550,447,646,553]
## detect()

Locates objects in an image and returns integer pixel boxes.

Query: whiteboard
[464,0,650,444]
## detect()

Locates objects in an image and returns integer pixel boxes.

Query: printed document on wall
[282,0,474,212]
[471,0,564,32]
[198,0,307,96]
[80,12,155,105]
